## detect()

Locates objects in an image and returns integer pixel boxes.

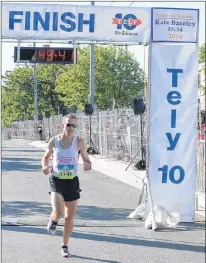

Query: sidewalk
[29,140,205,221]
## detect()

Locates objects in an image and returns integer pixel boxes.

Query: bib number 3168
[158,165,185,184]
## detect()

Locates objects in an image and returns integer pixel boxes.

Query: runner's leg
[51,192,65,221]
[47,192,65,236]
[63,200,78,246]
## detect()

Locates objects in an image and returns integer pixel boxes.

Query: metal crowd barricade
[2,128,12,140]
[4,109,146,164]
[76,109,147,162]
[196,140,206,194]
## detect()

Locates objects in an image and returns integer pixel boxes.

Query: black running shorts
[49,175,81,202]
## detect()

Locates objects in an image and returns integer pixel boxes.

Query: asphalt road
[1,140,205,263]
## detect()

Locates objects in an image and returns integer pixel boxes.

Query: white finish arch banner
[2,3,150,42]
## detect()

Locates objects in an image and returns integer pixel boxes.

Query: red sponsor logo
[112,18,142,26]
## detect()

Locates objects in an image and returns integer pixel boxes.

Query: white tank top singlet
[52,135,79,179]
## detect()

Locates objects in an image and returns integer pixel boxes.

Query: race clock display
[14,47,76,64]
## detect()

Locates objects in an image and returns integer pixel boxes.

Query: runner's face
[64,118,77,133]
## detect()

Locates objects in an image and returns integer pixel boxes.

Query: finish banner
[2,3,150,42]
[148,44,198,222]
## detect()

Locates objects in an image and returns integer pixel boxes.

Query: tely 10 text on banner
[148,44,198,222]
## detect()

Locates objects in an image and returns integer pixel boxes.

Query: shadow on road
[1,157,41,171]
[71,254,121,263]
[77,205,133,221]
[2,201,206,225]
[2,149,43,152]
[2,225,205,254]
[2,157,40,162]
[1,161,41,171]
[2,201,133,221]
[2,201,51,218]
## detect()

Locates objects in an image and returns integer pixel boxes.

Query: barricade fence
[2,108,205,195]
[196,140,205,195]
[3,109,147,162]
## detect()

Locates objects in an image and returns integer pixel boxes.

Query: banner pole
[33,42,38,122]
[17,38,21,64]
[146,19,157,230]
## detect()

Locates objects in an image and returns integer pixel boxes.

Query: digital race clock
[14,47,76,64]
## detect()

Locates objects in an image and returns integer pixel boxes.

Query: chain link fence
[2,108,205,195]
[76,109,147,162]
[196,140,205,195]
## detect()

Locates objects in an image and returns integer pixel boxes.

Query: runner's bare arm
[78,138,92,168]
[41,138,55,169]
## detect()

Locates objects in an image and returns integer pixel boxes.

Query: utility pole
[33,43,38,122]
[89,1,95,110]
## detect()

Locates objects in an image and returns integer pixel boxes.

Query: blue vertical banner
[148,44,198,222]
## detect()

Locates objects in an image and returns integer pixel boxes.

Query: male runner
[42,114,91,257]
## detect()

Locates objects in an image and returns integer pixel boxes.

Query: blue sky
[1,1,205,75]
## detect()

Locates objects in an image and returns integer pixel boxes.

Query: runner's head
[62,114,77,134]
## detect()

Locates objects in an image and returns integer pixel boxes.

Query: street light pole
[89,1,95,110]
[33,43,38,122]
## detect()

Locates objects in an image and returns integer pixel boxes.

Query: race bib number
[57,164,75,180]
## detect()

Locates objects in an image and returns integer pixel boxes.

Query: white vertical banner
[148,44,198,222]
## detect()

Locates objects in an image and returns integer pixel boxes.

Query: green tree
[199,43,205,62]
[2,65,66,127]
[36,64,67,114]
[2,67,34,127]
[55,45,144,110]
[199,43,205,91]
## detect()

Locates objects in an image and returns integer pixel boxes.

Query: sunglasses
[66,123,77,128]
